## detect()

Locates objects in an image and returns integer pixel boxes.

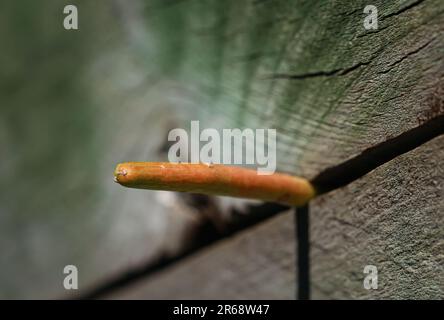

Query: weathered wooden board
[2,0,443,299]
[92,0,444,298]
[106,135,443,299]
[310,135,444,299]
[104,209,297,299]
[139,0,444,177]
[100,0,443,300]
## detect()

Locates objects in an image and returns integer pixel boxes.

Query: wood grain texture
[105,209,296,299]
[310,135,444,299]
[95,0,444,298]
[2,0,442,298]
[93,0,443,298]
[106,135,443,299]
[141,0,444,178]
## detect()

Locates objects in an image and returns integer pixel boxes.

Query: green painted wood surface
[136,0,444,177]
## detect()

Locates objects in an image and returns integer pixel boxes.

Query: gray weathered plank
[139,0,444,178]
[310,136,444,299]
[105,209,296,299]
[106,135,443,299]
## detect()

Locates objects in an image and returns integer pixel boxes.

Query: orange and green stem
[114,162,316,207]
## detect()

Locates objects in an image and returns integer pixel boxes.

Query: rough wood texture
[91,0,444,299]
[139,0,444,177]
[103,1,443,300]
[106,135,443,299]
[311,135,444,299]
[2,0,443,298]
[105,210,297,299]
